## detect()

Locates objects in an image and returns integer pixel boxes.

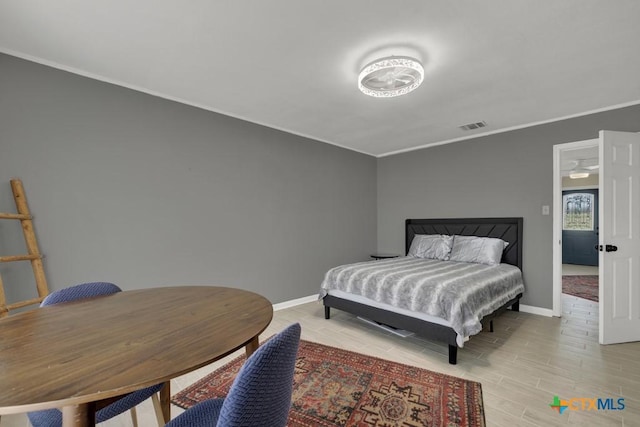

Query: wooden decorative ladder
[0,178,49,317]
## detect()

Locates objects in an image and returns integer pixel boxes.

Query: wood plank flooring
[2,294,639,426]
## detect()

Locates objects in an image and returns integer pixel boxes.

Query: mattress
[320,256,525,346]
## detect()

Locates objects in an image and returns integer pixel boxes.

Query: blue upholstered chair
[165,323,301,427]
[27,282,166,427]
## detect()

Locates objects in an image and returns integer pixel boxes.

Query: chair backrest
[40,282,121,306]
[217,323,301,427]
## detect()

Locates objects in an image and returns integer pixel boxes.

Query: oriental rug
[172,339,485,427]
[562,275,599,302]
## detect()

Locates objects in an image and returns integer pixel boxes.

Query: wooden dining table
[0,286,273,427]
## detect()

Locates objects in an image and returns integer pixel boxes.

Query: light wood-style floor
[3,293,639,426]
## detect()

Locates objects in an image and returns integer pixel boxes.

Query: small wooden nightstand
[370,253,400,260]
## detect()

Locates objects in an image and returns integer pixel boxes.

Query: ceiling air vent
[459,121,487,131]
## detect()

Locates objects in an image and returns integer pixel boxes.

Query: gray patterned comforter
[320,256,524,345]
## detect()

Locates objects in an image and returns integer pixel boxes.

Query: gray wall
[3,52,639,312]
[0,54,377,306]
[377,105,640,309]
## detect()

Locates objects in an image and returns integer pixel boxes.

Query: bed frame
[323,217,524,364]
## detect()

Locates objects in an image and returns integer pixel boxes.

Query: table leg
[62,402,95,427]
[245,335,260,357]
[160,380,171,423]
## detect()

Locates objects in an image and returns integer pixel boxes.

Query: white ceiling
[560,145,599,177]
[1,1,639,157]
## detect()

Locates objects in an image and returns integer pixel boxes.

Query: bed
[320,217,524,364]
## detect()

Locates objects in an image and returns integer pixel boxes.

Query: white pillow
[408,234,454,260]
[449,235,508,266]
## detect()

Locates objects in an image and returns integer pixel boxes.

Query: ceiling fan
[565,159,599,179]
[358,56,424,97]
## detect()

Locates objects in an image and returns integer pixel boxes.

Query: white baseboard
[273,294,554,318]
[519,304,553,317]
[273,294,318,311]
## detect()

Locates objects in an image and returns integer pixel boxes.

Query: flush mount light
[569,171,589,179]
[358,56,424,98]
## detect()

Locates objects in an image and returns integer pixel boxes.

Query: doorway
[561,188,599,303]
[555,131,640,343]
[552,139,600,316]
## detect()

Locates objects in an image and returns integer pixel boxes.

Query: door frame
[552,138,599,316]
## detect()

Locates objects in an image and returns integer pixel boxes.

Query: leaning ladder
[0,178,49,317]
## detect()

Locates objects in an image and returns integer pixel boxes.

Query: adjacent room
[1,1,640,426]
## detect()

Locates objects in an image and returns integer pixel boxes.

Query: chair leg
[130,407,138,427]
[151,393,165,426]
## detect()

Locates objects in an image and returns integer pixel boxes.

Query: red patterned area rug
[172,340,485,427]
[562,275,599,302]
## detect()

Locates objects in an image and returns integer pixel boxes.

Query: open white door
[599,130,640,344]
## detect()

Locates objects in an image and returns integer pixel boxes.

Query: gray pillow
[407,234,454,260]
[449,235,508,265]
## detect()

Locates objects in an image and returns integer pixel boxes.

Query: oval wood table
[0,286,273,427]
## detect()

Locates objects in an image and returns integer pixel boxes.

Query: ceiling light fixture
[568,159,591,179]
[569,171,590,179]
[358,56,424,98]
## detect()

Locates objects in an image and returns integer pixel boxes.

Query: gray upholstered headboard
[405,217,523,270]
